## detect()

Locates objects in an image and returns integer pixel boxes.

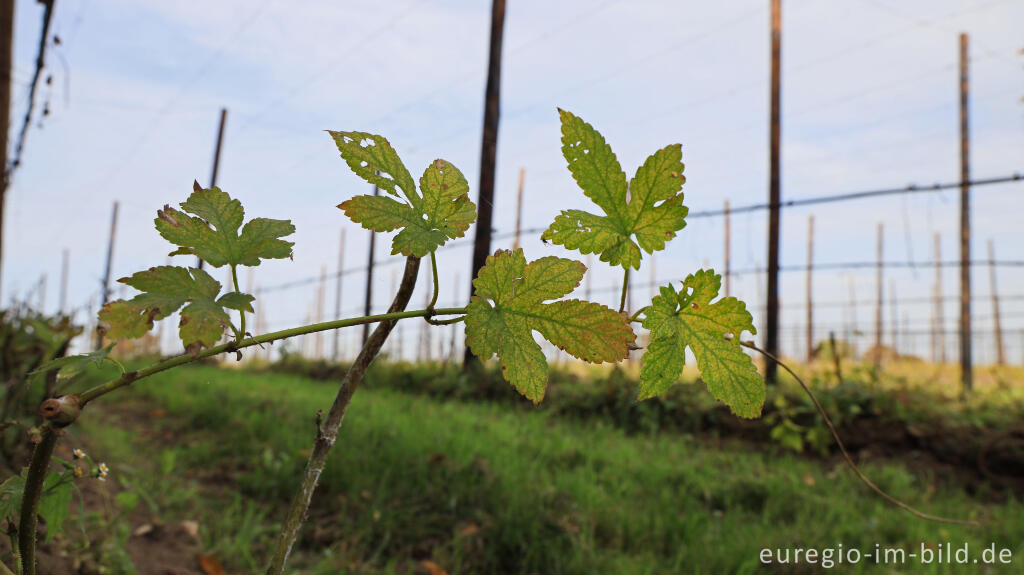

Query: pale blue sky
[5,0,1023,362]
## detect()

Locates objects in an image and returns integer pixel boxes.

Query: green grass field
[71,365,1022,574]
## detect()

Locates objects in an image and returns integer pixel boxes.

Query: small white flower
[73,449,86,459]
[98,462,109,474]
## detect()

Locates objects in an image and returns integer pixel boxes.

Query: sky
[4,0,1023,363]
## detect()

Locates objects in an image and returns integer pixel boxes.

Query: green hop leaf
[30,342,123,380]
[465,248,635,403]
[39,472,73,543]
[332,132,477,257]
[155,183,295,267]
[98,266,250,356]
[542,109,688,269]
[639,269,764,418]
[0,473,25,521]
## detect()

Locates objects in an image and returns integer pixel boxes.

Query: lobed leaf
[30,343,122,381]
[39,473,73,543]
[0,473,25,521]
[639,269,764,418]
[542,109,688,269]
[155,184,295,267]
[465,249,634,403]
[98,266,247,356]
[332,132,476,257]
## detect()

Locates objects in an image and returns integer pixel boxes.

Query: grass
[71,364,1023,574]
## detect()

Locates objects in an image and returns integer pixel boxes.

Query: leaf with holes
[640,269,763,418]
[464,248,634,403]
[332,132,476,257]
[541,109,688,269]
[155,184,295,267]
[98,266,250,356]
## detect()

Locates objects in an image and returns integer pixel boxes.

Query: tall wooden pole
[420,268,431,362]
[934,233,946,363]
[95,201,120,350]
[724,200,731,297]
[830,331,843,385]
[874,222,883,370]
[255,287,264,360]
[987,239,1005,365]
[889,279,898,356]
[805,214,813,362]
[958,33,972,393]
[362,183,379,345]
[847,276,858,359]
[332,228,346,360]
[465,0,506,366]
[649,254,656,301]
[0,0,12,300]
[512,167,525,251]
[585,254,592,301]
[210,108,227,189]
[198,108,228,270]
[314,266,326,358]
[765,0,783,383]
[59,248,68,314]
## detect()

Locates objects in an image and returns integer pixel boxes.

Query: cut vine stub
[39,395,82,427]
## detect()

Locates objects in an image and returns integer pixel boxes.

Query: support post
[0,0,12,300]
[889,279,898,357]
[934,233,945,363]
[958,33,972,393]
[333,228,346,360]
[874,222,883,371]
[806,214,813,362]
[362,184,379,345]
[512,167,525,251]
[59,248,68,314]
[464,0,507,366]
[95,201,119,350]
[765,0,783,383]
[830,331,843,386]
[585,254,592,301]
[315,266,326,358]
[724,199,731,297]
[199,108,228,270]
[847,276,858,359]
[987,239,1005,365]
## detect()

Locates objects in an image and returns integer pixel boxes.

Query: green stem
[231,264,245,340]
[618,267,630,313]
[78,306,466,406]
[18,427,58,575]
[266,255,422,574]
[428,251,440,310]
[0,549,14,575]
[629,307,647,323]
[425,314,466,326]
[739,339,978,526]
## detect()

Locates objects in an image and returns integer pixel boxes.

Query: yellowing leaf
[98,266,248,355]
[196,554,226,575]
[542,109,687,269]
[640,269,764,418]
[465,249,634,402]
[332,132,476,257]
[155,184,295,267]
